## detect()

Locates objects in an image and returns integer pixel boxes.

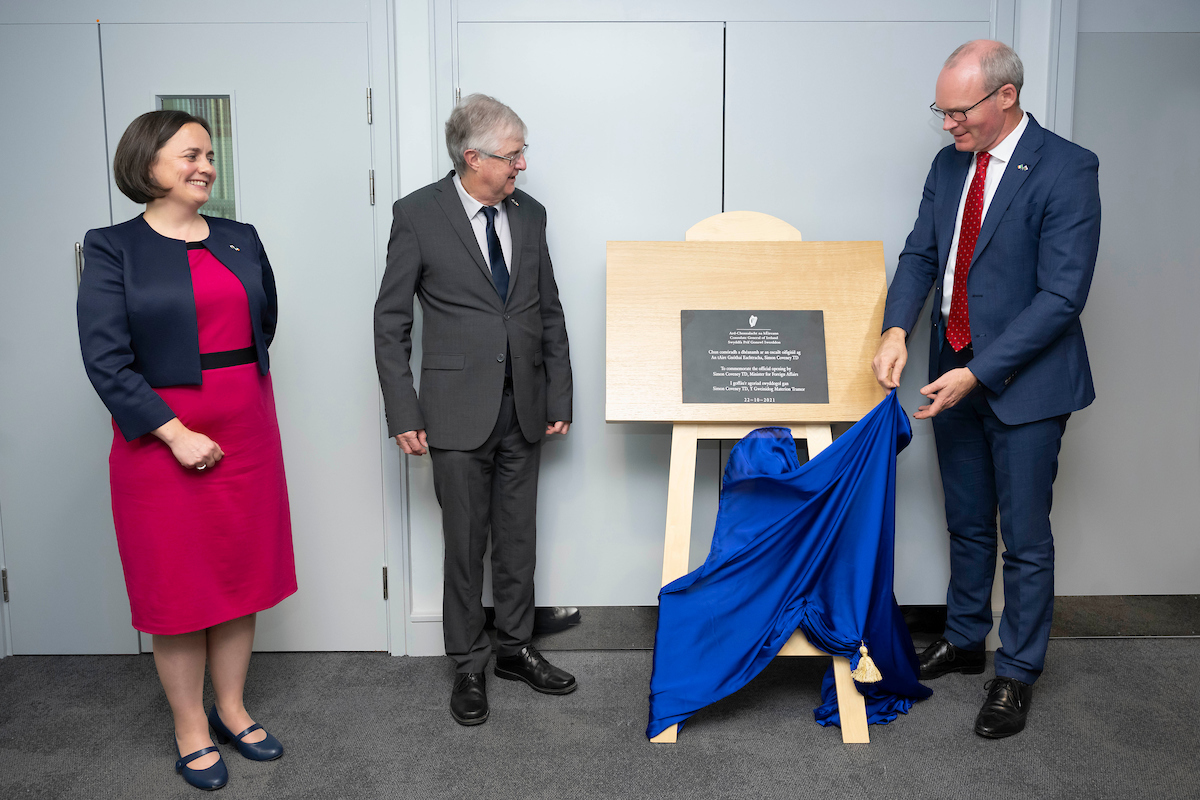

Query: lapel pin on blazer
[229,244,241,251]
[1017,164,1029,171]
[510,199,519,207]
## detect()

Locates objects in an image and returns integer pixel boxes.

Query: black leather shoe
[975,676,1033,738]
[450,672,489,726]
[208,706,283,762]
[918,637,986,680]
[534,606,582,635]
[494,645,577,695]
[175,744,228,791]
[484,606,583,635]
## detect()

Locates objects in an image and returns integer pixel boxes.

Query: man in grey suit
[374,94,575,726]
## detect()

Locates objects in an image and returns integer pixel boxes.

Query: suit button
[497,354,505,362]
[503,314,511,320]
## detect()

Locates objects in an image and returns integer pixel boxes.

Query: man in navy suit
[873,40,1100,738]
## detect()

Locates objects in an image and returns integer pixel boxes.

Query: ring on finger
[197,463,207,470]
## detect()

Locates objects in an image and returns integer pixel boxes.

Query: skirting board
[404,596,1200,656]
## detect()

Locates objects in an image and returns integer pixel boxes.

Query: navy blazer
[77,214,278,441]
[882,114,1101,426]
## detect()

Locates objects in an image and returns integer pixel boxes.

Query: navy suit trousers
[932,339,1068,684]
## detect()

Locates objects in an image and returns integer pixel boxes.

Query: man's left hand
[546,421,570,435]
[914,367,978,419]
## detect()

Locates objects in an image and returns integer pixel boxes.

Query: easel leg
[651,425,699,746]
[798,423,834,458]
[650,724,678,743]
[661,424,699,587]
[800,424,870,743]
[832,655,870,744]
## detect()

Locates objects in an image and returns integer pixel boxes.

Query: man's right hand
[395,429,429,456]
[872,327,909,389]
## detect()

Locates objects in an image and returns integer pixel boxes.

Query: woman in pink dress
[77,110,296,791]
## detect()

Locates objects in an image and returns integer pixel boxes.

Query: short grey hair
[445,93,527,174]
[945,40,1024,102]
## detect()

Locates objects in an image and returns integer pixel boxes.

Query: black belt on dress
[200,346,257,370]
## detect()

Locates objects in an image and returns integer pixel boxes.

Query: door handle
[75,242,84,286]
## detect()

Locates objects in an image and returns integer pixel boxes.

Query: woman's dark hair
[113,110,212,204]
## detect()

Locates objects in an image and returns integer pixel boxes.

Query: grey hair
[445,93,527,173]
[945,40,1024,101]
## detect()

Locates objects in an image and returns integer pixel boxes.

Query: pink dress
[108,244,297,635]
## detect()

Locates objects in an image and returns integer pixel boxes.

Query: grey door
[723,20,990,604]
[424,22,726,625]
[0,23,137,654]
[99,22,388,651]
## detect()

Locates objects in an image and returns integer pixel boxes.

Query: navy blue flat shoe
[208,705,283,761]
[175,744,228,791]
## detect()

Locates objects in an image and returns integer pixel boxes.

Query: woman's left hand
[153,417,225,470]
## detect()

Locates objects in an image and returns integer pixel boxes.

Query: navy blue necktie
[480,205,509,303]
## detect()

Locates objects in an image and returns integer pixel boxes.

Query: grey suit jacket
[374,172,573,451]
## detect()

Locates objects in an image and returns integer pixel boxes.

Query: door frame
[1,522,10,657]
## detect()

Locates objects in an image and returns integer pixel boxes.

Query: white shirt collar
[451,172,489,219]
[984,111,1028,164]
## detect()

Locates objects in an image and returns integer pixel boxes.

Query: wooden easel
[606,212,888,745]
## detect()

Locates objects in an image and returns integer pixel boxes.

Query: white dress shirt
[452,173,514,281]
[940,112,1029,320]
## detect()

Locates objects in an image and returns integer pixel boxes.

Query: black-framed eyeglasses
[930,87,1000,122]
[476,144,528,165]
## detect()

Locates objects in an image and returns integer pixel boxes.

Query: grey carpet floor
[1,640,1197,799]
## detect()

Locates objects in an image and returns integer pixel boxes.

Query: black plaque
[681,310,829,404]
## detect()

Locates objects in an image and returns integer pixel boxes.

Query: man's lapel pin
[1017,163,1029,171]
[229,244,241,251]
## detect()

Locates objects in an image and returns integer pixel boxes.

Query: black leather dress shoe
[975,676,1033,738]
[450,672,489,726]
[484,606,583,635]
[918,637,986,680]
[534,606,582,635]
[494,645,577,695]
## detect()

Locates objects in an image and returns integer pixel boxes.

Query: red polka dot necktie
[946,151,991,351]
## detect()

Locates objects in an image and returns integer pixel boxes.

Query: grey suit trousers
[429,382,541,673]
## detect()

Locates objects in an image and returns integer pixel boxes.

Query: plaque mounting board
[605,240,887,424]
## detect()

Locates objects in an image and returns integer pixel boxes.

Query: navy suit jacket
[77,214,278,441]
[882,114,1101,426]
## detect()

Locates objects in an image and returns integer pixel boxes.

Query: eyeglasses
[930,87,1000,122]
[476,144,528,165]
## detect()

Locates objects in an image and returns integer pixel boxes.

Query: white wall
[2,0,1195,657]
[722,18,990,604]
[1052,1,1200,593]
[393,0,1200,658]
[391,0,1067,656]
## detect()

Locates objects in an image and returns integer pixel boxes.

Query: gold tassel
[850,643,883,683]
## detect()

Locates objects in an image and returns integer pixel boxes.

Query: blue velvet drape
[647,391,931,739]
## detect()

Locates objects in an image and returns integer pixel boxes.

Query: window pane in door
[158,95,237,220]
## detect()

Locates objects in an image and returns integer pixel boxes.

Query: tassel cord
[850,643,883,683]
